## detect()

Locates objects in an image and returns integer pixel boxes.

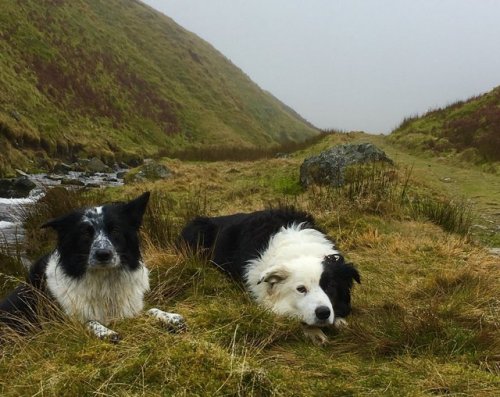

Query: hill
[388,86,500,165]
[0,0,318,175]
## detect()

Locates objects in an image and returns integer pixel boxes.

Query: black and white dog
[0,192,185,341]
[180,207,360,344]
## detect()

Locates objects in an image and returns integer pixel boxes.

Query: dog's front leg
[86,320,121,343]
[147,308,186,332]
[302,325,329,346]
[334,317,349,329]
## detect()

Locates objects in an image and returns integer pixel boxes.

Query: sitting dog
[0,192,185,341]
[180,207,360,344]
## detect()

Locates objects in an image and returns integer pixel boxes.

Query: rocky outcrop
[300,143,393,187]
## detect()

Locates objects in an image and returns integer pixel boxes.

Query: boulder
[87,157,111,173]
[300,143,393,187]
[116,170,128,179]
[0,177,37,198]
[129,161,173,183]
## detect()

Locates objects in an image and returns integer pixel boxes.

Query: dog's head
[320,254,361,319]
[42,192,150,279]
[256,257,335,327]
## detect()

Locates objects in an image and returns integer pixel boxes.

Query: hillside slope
[388,86,500,163]
[0,0,318,175]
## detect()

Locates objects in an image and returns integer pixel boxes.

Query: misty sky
[142,0,500,133]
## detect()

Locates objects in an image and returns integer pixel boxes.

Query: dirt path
[346,133,500,246]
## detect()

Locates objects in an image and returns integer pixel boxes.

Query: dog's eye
[81,223,94,236]
[109,226,121,238]
[296,286,307,294]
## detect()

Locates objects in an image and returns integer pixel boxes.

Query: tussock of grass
[409,195,473,236]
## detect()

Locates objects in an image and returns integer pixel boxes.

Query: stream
[0,171,125,258]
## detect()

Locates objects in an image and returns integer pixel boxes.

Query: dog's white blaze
[45,252,150,325]
[245,223,339,326]
[89,231,120,268]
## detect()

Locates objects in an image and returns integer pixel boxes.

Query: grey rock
[46,174,64,181]
[52,162,73,174]
[300,143,393,187]
[15,169,30,177]
[116,171,128,179]
[61,178,86,187]
[87,157,111,173]
[0,177,37,198]
[131,161,173,182]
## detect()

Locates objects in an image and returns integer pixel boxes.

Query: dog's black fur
[180,207,360,321]
[181,208,315,279]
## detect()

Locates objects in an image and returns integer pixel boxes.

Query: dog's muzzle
[89,235,119,269]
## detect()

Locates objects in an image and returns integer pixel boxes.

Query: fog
[143,0,500,133]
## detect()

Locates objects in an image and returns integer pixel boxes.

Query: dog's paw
[334,317,349,329]
[86,320,121,343]
[106,331,122,344]
[147,308,187,333]
[302,326,329,346]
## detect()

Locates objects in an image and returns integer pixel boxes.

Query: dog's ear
[347,264,361,284]
[122,192,151,228]
[324,254,344,264]
[325,254,361,285]
[336,262,361,285]
[41,212,78,233]
[257,266,290,287]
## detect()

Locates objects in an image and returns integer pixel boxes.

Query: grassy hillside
[0,0,318,175]
[388,86,500,167]
[1,133,499,396]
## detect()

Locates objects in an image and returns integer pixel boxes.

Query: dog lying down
[180,207,360,345]
[0,192,185,342]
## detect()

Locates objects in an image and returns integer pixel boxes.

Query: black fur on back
[180,207,318,279]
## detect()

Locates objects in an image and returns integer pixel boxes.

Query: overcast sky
[142,0,500,133]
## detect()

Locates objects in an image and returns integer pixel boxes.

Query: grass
[0,0,318,176]
[0,133,499,395]
[388,86,500,166]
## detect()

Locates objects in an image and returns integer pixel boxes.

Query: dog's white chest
[45,253,150,325]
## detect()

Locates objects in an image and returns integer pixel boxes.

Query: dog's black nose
[95,249,113,262]
[315,306,331,320]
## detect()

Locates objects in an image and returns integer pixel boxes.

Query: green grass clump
[409,195,473,236]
